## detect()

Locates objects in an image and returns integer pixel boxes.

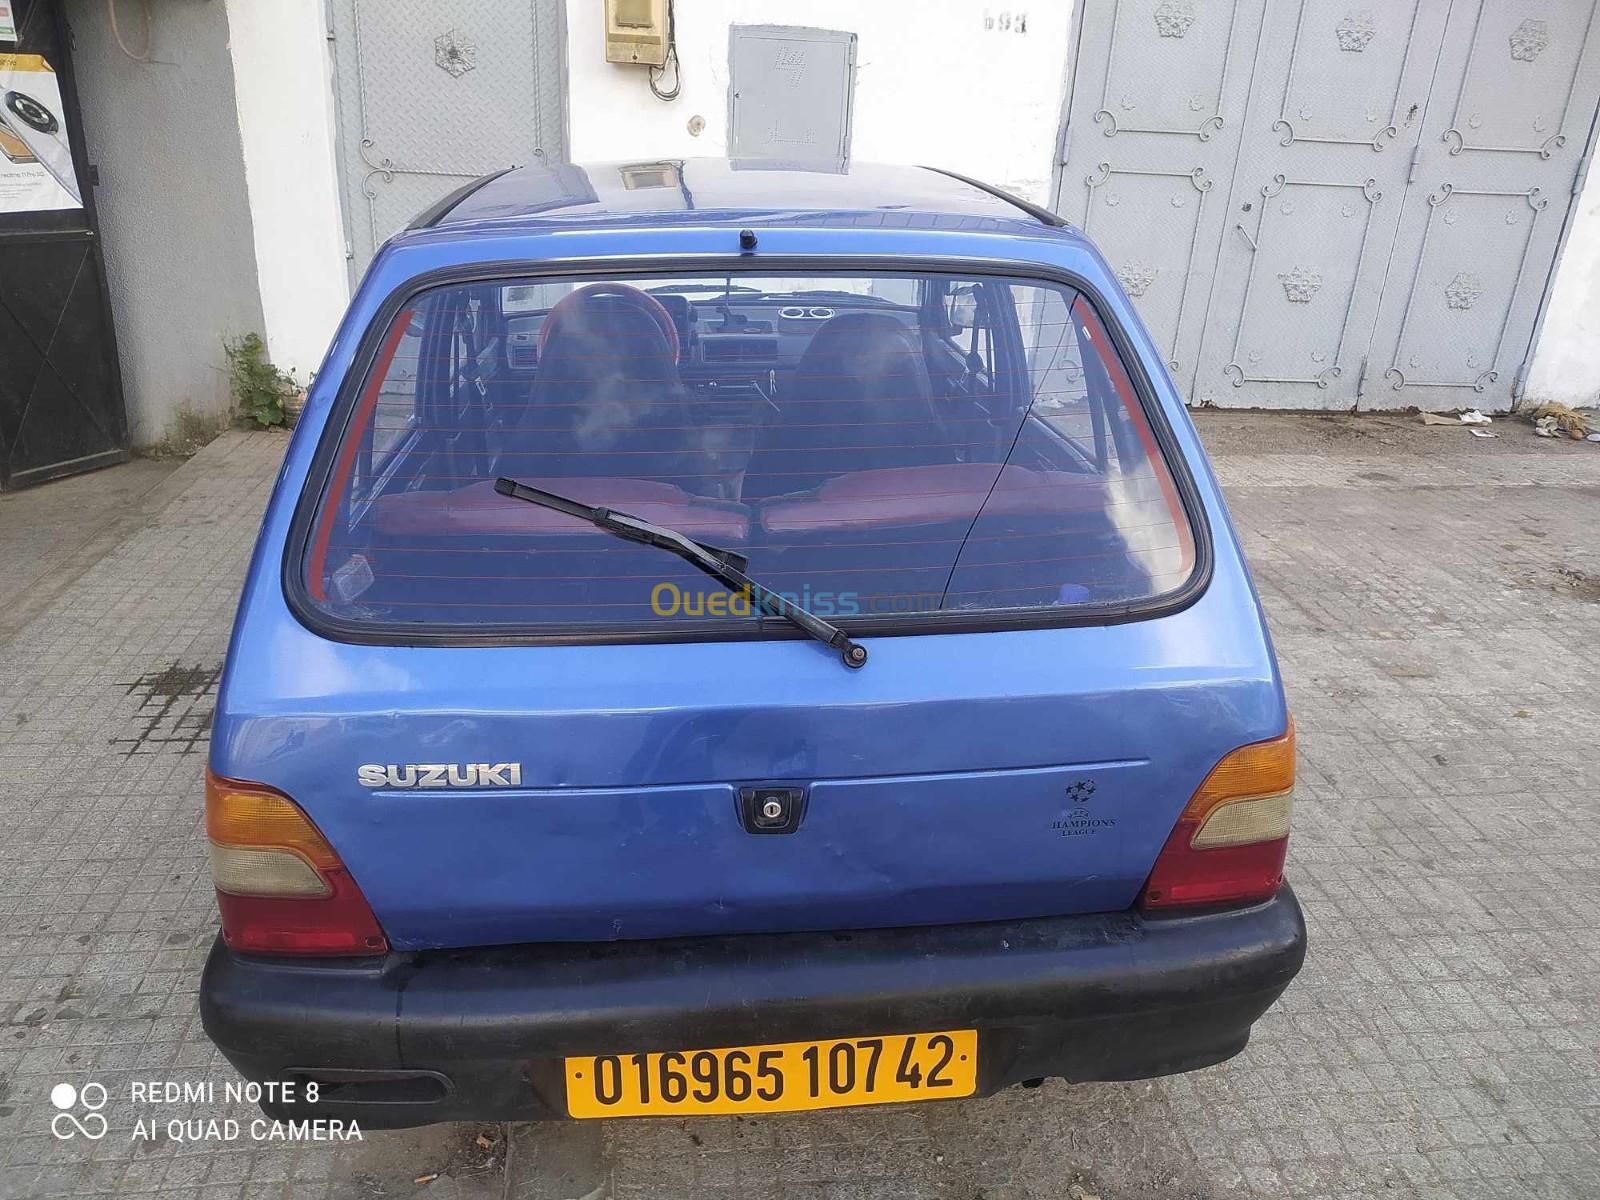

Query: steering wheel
[538,283,682,365]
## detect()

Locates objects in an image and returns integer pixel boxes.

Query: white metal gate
[328,0,567,279]
[1055,0,1600,410]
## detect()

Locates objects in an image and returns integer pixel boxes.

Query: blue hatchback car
[201,159,1304,1127]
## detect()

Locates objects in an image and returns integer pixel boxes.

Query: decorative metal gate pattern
[1062,0,1267,385]
[1364,2,1600,406]
[329,0,567,278]
[1056,0,1600,410]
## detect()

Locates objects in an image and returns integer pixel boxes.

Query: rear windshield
[300,270,1197,635]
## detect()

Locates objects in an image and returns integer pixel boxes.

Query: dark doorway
[0,0,127,489]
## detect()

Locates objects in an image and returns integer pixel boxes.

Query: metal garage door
[328,0,567,279]
[1055,0,1600,411]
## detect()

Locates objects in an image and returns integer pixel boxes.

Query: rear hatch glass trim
[281,255,1213,648]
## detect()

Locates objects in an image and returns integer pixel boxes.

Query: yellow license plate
[564,1029,977,1118]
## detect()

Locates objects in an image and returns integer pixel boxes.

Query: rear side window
[299,271,1197,635]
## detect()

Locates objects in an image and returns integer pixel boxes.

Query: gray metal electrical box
[728,26,856,163]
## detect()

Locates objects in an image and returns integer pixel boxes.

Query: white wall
[565,1,1073,205]
[224,0,350,383]
[1526,147,1600,409]
[65,0,264,445]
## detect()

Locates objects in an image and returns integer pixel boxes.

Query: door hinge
[1575,147,1594,197]
[1512,359,1530,401]
[1356,356,1371,398]
[1408,144,1424,185]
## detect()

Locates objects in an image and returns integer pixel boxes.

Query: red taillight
[1141,723,1295,911]
[205,771,388,956]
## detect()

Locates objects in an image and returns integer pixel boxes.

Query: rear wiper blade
[494,478,868,669]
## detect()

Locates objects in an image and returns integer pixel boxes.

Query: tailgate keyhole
[739,786,807,834]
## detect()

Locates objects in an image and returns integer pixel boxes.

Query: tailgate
[216,600,1285,950]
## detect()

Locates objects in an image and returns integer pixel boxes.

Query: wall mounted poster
[0,53,82,212]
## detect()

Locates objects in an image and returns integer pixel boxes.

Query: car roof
[402,158,1070,239]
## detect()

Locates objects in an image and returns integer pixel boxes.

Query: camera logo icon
[50,1082,108,1140]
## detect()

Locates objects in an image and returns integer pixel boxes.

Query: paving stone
[0,420,1596,1198]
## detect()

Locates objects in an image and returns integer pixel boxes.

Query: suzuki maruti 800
[201,159,1305,1126]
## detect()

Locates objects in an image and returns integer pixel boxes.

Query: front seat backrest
[745,312,943,499]
[524,286,691,484]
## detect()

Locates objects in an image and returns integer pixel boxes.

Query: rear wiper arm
[494,478,868,669]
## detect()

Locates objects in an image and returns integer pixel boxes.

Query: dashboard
[503,296,920,381]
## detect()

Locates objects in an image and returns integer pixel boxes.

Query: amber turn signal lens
[1179,721,1295,824]
[206,772,342,871]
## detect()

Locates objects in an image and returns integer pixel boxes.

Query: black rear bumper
[200,887,1305,1127]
